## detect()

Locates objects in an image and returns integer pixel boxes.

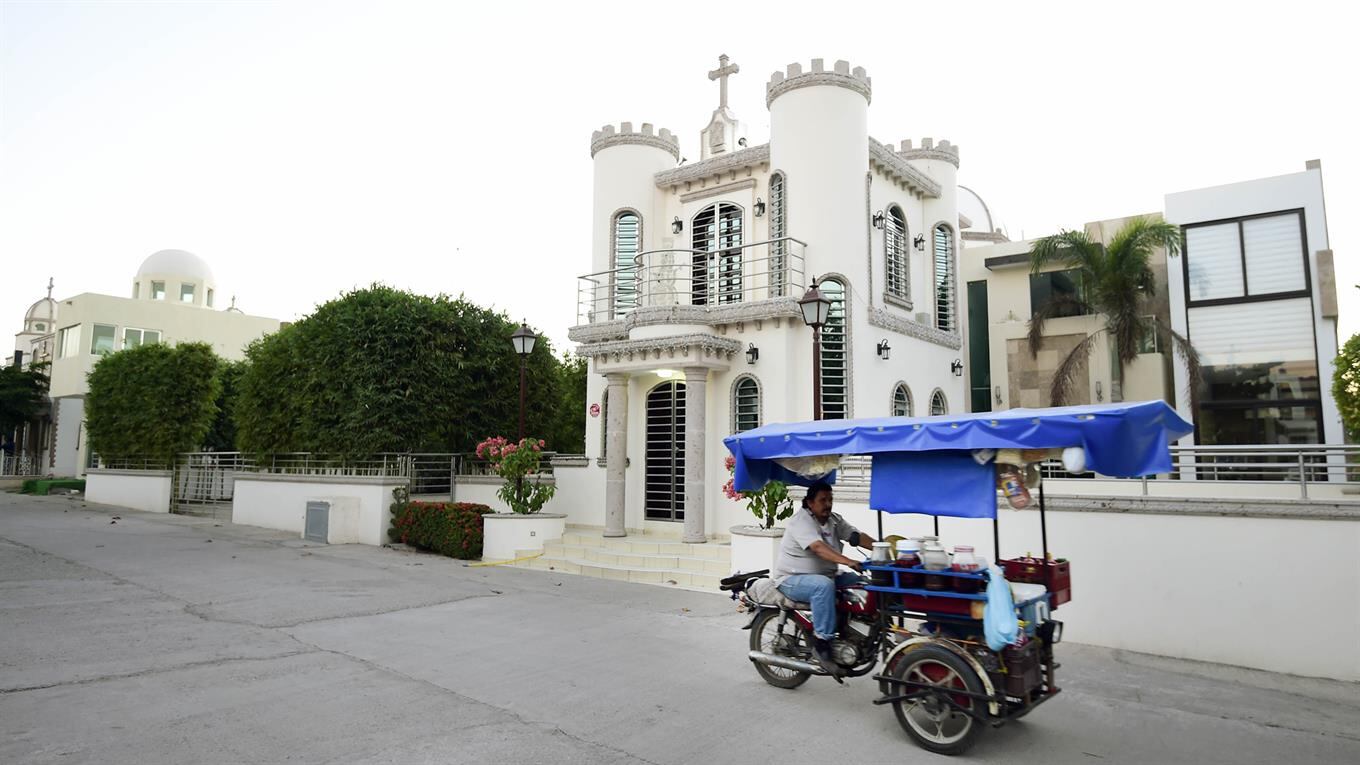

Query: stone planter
[482,513,567,563]
[729,524,785,575]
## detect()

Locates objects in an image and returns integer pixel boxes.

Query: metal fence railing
[1,453,43,477]
[576,237,809,325]
[839,445,1360,500]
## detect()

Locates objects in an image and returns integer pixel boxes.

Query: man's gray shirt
[772,508,860,583]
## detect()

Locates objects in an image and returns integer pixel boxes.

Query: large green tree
[85,342,224,463]
[547,353,587,454]
[1,362,49,438]
[203,360,247,452]
[234,285,577,458]
[1027,217,1200,405]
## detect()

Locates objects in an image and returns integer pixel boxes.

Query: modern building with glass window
[570,56,968,542]
[6,249,281,476]
[960,160,1341,452]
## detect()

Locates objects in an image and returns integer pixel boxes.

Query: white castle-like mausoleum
[569,56,973,543]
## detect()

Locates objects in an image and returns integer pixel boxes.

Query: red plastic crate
[1001,556,1072,608]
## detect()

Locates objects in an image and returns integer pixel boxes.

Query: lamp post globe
[511,323,537,357]
[799,280,832,420]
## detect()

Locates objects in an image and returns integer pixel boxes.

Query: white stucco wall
[481,514,567,562]
[827,495,1360,681]
[232,474,407,546]
[85,469,172,513]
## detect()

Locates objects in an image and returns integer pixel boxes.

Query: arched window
[930,389,948,416]
[692,202,743,305]
[612,211,641,318]
[732,375,761,433]
[768,173,787,296]
[819,277,848,419]
[892,383,913,417]
[934,224,956,331]
[884,205,908,301]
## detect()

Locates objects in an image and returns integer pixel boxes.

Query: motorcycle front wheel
[748,609,811,689]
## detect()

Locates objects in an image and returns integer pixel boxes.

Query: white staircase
[513,526,731,592]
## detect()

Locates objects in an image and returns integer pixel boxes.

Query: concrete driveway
[3,492,1358,764]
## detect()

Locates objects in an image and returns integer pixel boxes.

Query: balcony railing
[576,237,808,325]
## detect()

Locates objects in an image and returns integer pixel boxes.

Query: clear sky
[2,0,1355,356]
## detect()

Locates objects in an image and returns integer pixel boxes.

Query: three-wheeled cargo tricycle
[719,401,1192,755]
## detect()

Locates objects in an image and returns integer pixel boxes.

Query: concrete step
[537,543,729,576]
[518,555,722,592]
[559,531,728,560]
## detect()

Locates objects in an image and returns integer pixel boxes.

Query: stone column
[603,373,629,538]
[682,367,708,544]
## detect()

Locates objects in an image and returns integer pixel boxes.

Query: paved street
[2,492,1358,764]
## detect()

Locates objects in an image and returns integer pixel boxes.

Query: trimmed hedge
[22,479,86,496]
[389,500,493,559]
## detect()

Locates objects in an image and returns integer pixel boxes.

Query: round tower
[766,59,871,284]
[589,123,679,279]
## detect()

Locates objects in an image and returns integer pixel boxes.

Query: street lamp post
[510,323,537,506]
[798,279,832,421]
[510,323,538,441]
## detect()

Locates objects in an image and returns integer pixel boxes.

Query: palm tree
[1027,216,1200,406]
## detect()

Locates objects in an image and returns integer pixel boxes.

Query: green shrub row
[389,499,493,559]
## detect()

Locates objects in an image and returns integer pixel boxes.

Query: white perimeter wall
[827,495,1360,681]
[453,466,599,528]
[85,469,171,513]
[233,474,407,546]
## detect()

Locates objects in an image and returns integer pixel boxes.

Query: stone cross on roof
[46,277,53,299]
[708,54,739,109]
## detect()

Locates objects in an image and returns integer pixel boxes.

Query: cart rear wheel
[889,644,985,756]
[748,609,811,689]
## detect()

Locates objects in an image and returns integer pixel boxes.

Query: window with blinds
[819,278,848,419]
[934,225,955,331]
[1184,211,1306,303]
[692,202,743,305]
[732,375,761,432]
[892,383,913,417]
[612,211,641,318]
[768,173,787,297]
[930,389,948,416]
[885,206,908,301]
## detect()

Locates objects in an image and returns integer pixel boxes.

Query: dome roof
[137,249,215,283]
[958,185,996,233]
[25,297,57,322]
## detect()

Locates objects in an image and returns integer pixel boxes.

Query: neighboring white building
[1165,162,1341,447]
[568,56,969,542]
[960,161,1341,451]
[6,249,281,476]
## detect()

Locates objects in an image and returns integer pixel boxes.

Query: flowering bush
[1334,334,1360,440]
[722,454,794,530]
[388,496,493,559]
[475,435,556,514]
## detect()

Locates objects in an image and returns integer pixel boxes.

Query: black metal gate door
[645,381,686,521]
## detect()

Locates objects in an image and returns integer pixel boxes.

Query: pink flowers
[476,435,544,463]
[724,454,736,470]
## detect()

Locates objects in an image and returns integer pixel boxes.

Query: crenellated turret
[590,122,678,277]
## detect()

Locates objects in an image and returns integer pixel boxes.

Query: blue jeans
[778,572,862,641]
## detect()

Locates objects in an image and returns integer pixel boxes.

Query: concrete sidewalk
[2,492,1358,764]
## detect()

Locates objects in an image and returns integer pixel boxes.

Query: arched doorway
[645,380,686,521]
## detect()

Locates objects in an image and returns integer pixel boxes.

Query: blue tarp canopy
[723,401,1193,519]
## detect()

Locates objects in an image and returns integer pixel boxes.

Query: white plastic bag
[983,564,1019,651]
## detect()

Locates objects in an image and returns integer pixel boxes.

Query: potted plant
[724,455,794,575]
[475,436,566,562]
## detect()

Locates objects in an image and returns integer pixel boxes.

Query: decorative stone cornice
[894,137,961,168]
[579,333,743,364]
[568,298,803,345]
[868,306,962,350]
[868,139,941,198]
[766,59,871,107]
[591,122,680,160]
[655,144,770,188]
